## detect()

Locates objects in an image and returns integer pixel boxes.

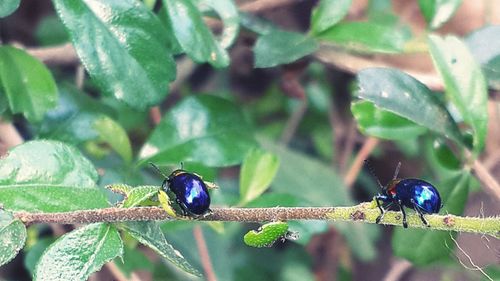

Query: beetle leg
[411,199,429,227]
[175,198,190,217]
[397,200,408,228]
[161,179,170,193]
[200,208,213,218]
[374,195,386,224]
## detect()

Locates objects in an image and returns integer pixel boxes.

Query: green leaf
[139,95,256,167]
[0,140,109,212]
[239,12,278,36]
[483,266,500,281]
[310,0,352,34]
[0,46,57,122]
[122,221,201,276]
[355,67,464,146]
[93,116,133,164]
[122,185,161,208]
[52,0,175,109]
[260,138,377,261]
[254,30,318,68]
[351,100,427,140]
[0,0,20,17]
[428,35,488,154]
[114,246,154,278]
[35,15,69,46]
[39,85,132,163]
[306,81,332,114]
[0,89,8,115]
[418,0,462,29]
[34,223,123,281]
[157,6,183,54]
[0,210,26,267]
[163,0,229,68]
[392,172,469,265]
[198,0,240,48]
[0,140,98,186]
[239,148,280,205]
[24,238,56,275]
[0,186,110,212]
[311,124,334,161]
[431,139,461,171]
[466,25,500,90]
[318,22,411,53]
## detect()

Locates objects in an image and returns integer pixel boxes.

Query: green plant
[0,0,499,280]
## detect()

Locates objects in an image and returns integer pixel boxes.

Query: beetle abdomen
[169,173,210,215]
[395,178,441,214]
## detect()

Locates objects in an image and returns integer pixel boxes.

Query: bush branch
[14,203,500,238]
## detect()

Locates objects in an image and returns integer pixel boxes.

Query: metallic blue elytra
[369,161,442,228]
[162,170,211,216]
[393,179,441,214]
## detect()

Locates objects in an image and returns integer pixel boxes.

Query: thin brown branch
[13,205,500,238]
[105,262,129,281]
[280,100,308,144]
[382,259,412,281]
[314,46,444,91]
[338,121,357,173]
[343,137,379,188]
[0,119,24,148]
[26,43,78,65]
[75,65,85,89]
[149,107,162,125]
[326,97,343,168]
[472,159,500,200]
[240,0,303,13]
[193,226,217,281]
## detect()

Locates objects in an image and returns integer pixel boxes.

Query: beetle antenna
[149,162,169,179]
[392,162,402,180]
[180,161,184,170]
[364,159,384,190]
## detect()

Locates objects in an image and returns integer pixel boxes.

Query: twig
[14,204,500,238]
[0,119,24,148]
[314,46,444,91]
[193,226,217,281]
[343,137,379,188]
[105,262,129,281]
[149,107,162,125]
[472,159,500,200]
[280,100,308,144]
[382,259,412,281]
[75,65,85,89]
[169,57,196,92]
[338,122,357,173]
[240,0,304,13]
[326,98,341,168]
[26,43,78,65]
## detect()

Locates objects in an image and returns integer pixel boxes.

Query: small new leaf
[239,148,280,205]
[158,190,179,218]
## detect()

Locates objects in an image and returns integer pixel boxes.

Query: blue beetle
[150,163,211,217]
[367,161,442,228]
